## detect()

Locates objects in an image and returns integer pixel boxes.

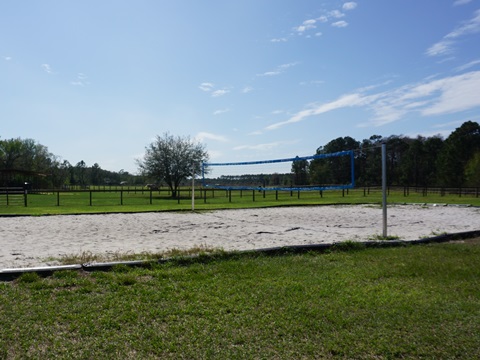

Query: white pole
[382,143,387,238]
[192,162,195,211]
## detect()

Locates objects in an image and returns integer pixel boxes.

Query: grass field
[1,187,479,215]
[1,187,479,358]
[1,241,479,358]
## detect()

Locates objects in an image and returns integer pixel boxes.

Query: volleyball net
[201,150,355,191]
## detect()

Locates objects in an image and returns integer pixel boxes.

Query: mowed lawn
[1,240,479,359]
[1,187,479,215]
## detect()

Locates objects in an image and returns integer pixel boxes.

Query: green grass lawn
[1,187,479,215]
[1,241,479,359]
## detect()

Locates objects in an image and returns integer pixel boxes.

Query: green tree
[385,135,410,186]
[0,137,57,187]
[358,135,383,186]
[310,136,360,185]
[49,158,71,188]
[76,160,87,187]
[437,121,480,186]
[401,135,444,187]
[465,152,480,186]
[137,133,209,197]
[291,157,309,186]
[0,138,24,169]
[90,163,102,185]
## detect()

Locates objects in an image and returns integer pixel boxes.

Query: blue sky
[1,0,480,174]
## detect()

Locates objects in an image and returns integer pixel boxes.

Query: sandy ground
[0,204,479,270]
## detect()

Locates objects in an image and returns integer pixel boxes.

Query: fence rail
[0,185,478,208]
[0,187,26,207]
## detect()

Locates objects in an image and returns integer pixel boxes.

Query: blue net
[202,150,355,191]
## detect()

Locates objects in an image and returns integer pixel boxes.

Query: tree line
[208,121,480,189]
[0,138,141,188]
[1,121,479,190]
[300,121,480,188]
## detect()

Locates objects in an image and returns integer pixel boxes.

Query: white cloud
[426,9,480,56]
[363,72,480,124]
[282,4,355,41]
[279,62,298,70]
[425,41,453,56]
[421,71,480,115]
[71,73,89,86]
[453,0,472,6]
[242,86,253,93]
[211,89,230,97]
[446,9,480,38]
[317,15,328,23]
[213,108,230,115]
[271,37,288,42]
[294,19,317,33]
[41,63,53,74]
[298,25,316,33]
[199,82,230,97]
[257,62,298,77]
[266,93,373,130]
[199,82,214,92]
[300,80,325,86]
[259,70,280,77]
[3,56,12,61]
[332,20,348,28]
[329,10,345,19]
[195,132,228,143]
[343,2,358,11]
[455,59,480,71]
[265,71,480,130]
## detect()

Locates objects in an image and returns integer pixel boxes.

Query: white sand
[1,204,479,269]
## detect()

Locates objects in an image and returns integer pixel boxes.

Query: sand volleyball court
[1,204,479,269]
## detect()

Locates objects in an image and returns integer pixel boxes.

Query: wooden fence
[0,187,26,206]
[0,185,478,207]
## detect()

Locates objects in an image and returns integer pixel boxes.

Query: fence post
[276,190,278,201]
[120,189,123,205]
[89,191,92,206]
[252,190,255,202]
[57,191,60,206]
[24,188,27,207]
[229,190,232,203]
